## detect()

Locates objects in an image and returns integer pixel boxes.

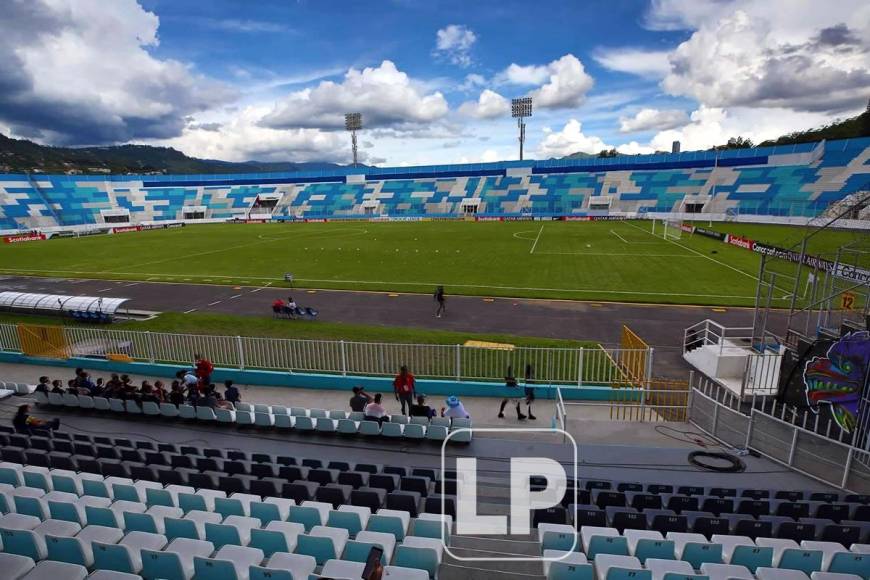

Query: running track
[0,275,786,377]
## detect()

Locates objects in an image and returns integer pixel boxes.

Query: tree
[711,136,754,151]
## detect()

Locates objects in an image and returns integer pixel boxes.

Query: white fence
[0,323,648,386]
[689,381,870,493]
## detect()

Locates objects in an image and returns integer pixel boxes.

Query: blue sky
[1,0,868,165]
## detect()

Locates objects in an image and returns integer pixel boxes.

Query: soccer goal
[651,218,684,240]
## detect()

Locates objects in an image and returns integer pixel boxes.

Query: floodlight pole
[344,112,362,167]
[511,97,532,161]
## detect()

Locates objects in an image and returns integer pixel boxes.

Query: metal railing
[683,319,754,357]
[0,323,650,386]
[689,381,870,492]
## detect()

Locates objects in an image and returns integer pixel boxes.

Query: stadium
[0,2,869,580]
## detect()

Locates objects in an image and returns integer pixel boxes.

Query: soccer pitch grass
[0,220,862,306]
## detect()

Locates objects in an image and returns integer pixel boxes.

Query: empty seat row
[33,392,474,443]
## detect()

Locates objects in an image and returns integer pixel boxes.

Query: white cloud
[615,141,657,155]
[459,73,487,92]
[593,48,672,78]
[619,108,689,133]
[497,63,551,86]
[0,0,235,145]
[434,24,477,67]
[157,105,352,164]
[458,89,510,119]
[537,119,612,158]
[529,55,595,109]
[259,60,449,131]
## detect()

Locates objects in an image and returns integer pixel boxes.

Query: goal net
[651,218,684,240]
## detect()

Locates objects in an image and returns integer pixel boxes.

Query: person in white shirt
[364,393,388,424]
[441,395,470,419]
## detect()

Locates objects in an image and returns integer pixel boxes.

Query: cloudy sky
[1,0,868,166]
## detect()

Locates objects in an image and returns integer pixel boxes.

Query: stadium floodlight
[344,112,362,167]
[511,97,533,161]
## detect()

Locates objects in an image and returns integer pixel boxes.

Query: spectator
[13,404,59,434]
[50,380,64,394]
[200,385,219,408]
[349,386,372,413]
[441,395,470,419]
[393,365,416,415]
[224,380,240,404]
[434,285,446,318]
[120,374,132,387]
[153,380,167,402]
[35,376,50,395]
[74,370,95,392]
[272,298,285,316]
[169,381,185,406]
[409,394,435,419]
[283,296,298,318]
[213,391,234,410]
[364,393,388,425]
[91,378,105,397]
[106,373,122,390]
[140,384,160,405]
[65,380,80,395]
[181,369,198,390]
[195,354,214,385]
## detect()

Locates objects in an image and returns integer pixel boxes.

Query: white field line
[609,229,630,244]
[529,225,544,254]
[536,251,700,257]
[0,267,756,298]
[207,300,222,306]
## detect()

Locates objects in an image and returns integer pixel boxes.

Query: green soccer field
[0,220,862,306]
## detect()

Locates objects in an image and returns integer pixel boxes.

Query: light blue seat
[94,531,168,574]
[595,555,651,580]
[329,409,348,420]
[411,517,450,541]
[141,537,214,580]
[394,537,442,579]
[359,421,381,436]
[48,497,102,525]
[271,406,289,416]
[78,395,95,410]
[828,552,870,577]
[290,407,308,417]
[337,419,359,434]
[146,487,180,508]
[777,548,823,574]
[295,416,315,431]
[728,545,773,572]
[216,408,237,423]
[204,515,259,549]
[425,425,448,441]
[349,411,365,421]
[382,422,404,438]
[196,406,217,421]
[367,513,408,541]
[164,511,222,541]
[193,545,264,580]
[294,526,348,565]
[142,401,161,416]
[178,404,196,419]
[236,410,255,426]
[624,531,675,564]
[214,497,249,519]
[253,404,272,414]
[160,403,180,418]
[274,414,294,429]
[82,479,111,499]
[409,416,429,426]
[327,510,366,537]
[124,511,162,534]
[404,424,426,439]
[543,550,594,580]
[586,536,629,560]
[62,393,80,407]
[669,534,721,569]
[539,524,577,553]
[391,415,410,425]
[178,490,226,513]
[248,521,304,558]
[288,506,324,531]
[249,501,287,526]
[94,397,111,411]
[0,527,46,560]
[13,493,48,519]
[254,412,274,427]
[22,468,52,492]
[126,400,143,414]
[50,471,82,495]
[0,463,23,486]
[48,392,65,406]
[45,524,123,567]
[316,418,337,433]
[109,398,126,413]
[343,539,382,563]
[309,409,328,419]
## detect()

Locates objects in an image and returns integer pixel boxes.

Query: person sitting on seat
[139,383,160,404]
[65,379,81,395]
[153,380,167,402]
[50,380,65,394]
[224,380,241,404]
[364,393,389,425]
[349,386,372,413]
[35,376,50,394]
[169,381,185,406]
[409,394,436,419]
[13,404,60,434]
[90,378,105,397]
[441,395,470,419]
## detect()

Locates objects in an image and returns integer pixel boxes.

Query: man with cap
[441,395,470,419]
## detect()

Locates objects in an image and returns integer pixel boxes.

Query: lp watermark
[440,427,578,562]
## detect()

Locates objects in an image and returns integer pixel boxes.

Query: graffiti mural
[802,331,870,433]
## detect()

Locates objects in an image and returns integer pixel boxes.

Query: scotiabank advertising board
[3,233,46,243]
[111,225,142,234]
[725,234,755,250]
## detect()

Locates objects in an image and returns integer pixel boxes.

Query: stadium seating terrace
[1,138,868,230]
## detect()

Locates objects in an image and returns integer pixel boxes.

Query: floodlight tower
[344,112,362,166]
[511,97,533,161]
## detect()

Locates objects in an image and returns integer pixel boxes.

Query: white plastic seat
[249,521,305,557]
[205,514,260,548]
[196,406,217,421]
[249,552,316,580]
[87,571,143,580]
[756,538,821,572]
[383,565,429,579]
[216,408,237,423]
[755,568,811,580]
[165,510,223,540]
[0,552,36,580]
[93,530,168,574]
[810,573,863,580]
[645,557,694,580]
[194,544,264,580]
[542,550,590,578]
[254,412,274,427]
[141,537,214,580]
[666,531,722,568]
[800,541,850,572]
[699,563,756,580]
[581,526,625,559]
[321,559,365,579]
[178,489,226,512]
[142,401,161,416]
[77,396,95,410]
[160,403,180,418]
[274,414,294,429]
[594,554,643,580]
[45,523,123,567]
[20,560,87,580]
[93,397,111,411]
[296,525,349,564]
[539,523,579,553]
[355,530,397,565]
[623,529,673,563]
[395,536,443,578]
[178,405,196,419]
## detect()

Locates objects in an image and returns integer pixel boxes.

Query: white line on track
[535,251,701,257]
[183,308,198,314]
[97,287,113,293]
[122,282,140,287]
[609,229,630,244]
[207,300,222,306]
[229,294,242,299]
[529,225,544,254]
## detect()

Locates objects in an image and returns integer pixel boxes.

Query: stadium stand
[0,425,868,579]
[1,138,868,230]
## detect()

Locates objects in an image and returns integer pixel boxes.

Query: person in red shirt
[194,353,214,385]
[393,365,416,415]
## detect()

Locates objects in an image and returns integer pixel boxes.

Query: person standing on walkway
[393,365,416,415]
[434,286,446,318]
